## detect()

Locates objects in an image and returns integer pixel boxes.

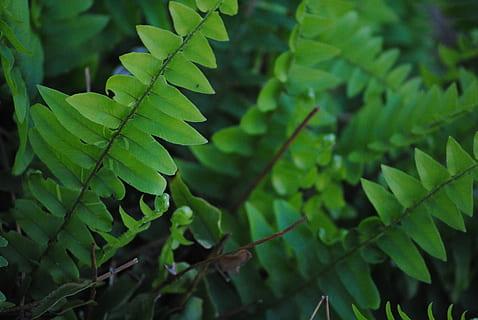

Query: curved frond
[0,0,237,300]
[353,302,467,320]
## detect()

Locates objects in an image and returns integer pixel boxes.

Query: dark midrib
[32,0,223,278]
[257,161,478,314]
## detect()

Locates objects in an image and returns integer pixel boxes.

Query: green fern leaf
[1,0,237,297]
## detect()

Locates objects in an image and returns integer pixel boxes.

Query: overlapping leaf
[0,0,237,305]
[361,136,477,282]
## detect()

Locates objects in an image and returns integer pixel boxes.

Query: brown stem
[156,217,306,291]
[236,216,306,251]
[96,258,139,282]
[230,107,320,212]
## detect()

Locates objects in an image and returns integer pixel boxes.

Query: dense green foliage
[1,0,478,319]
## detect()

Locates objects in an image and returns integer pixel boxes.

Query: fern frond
[267,133,477,317]
[183,0,342,201]
[180,0,370,318]
[358,135,477,279]
[98,193,171,265]
[156,204,194,284]
[181,1,478,318]
[39,0,108,76]
[0,0,237,300]
[353,302,468,320]
[296,4,478,179]
[339,73,478,170]
[0,1,41,174]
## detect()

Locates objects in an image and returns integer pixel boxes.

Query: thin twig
[230,107,320,212]
[236,216,306,251]
[309,296,325,320]
[156,217,306,291]
[97,258,139,282]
